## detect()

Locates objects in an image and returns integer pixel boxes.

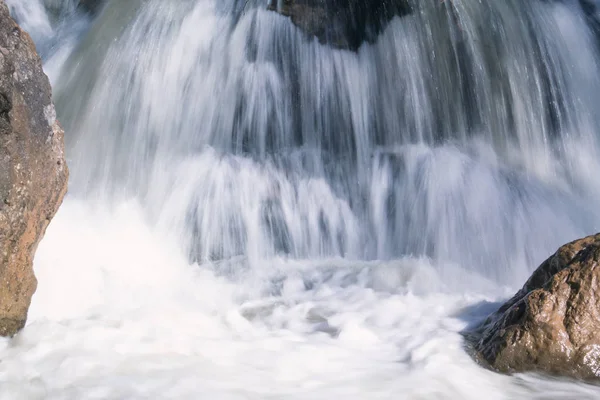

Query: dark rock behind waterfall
[0,0,68,336]
[78,0,104,15]
[471,233,600,381]
[267,0,412,50]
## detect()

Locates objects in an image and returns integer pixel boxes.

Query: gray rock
[78,0,104,15]
[267,0,412,50]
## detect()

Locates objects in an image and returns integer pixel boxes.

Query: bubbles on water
[1,200,598,399]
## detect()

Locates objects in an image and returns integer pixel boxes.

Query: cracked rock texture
[473,233,600,380]
[0,0,68,336]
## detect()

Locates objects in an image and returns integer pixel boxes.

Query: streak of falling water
[48,0,600,283]
[3,0,600,398]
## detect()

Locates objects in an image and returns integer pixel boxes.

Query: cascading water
[2,0,600,398]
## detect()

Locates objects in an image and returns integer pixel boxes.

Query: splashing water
[2,0,600,398]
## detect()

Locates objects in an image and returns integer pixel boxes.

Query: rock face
[78,0,104,15]
[0,1,68,336]
[472,233,600,380]
[267,0,412,50]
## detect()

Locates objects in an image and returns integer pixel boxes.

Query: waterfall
[45,0,600,282]
[2,0,600,398]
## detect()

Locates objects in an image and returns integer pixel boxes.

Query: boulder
[472,233,600,380]
[266,0,412,50]
[0,0,68,336]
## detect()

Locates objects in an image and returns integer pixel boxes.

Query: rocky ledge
[471,233,600,380]
[0,0,68,336]
[267,0,412,50]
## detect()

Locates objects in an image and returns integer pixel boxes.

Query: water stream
[2,0,600,398]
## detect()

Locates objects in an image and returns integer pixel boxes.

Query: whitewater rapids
[2,0,600,398]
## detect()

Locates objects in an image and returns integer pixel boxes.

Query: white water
[2,0,600,398]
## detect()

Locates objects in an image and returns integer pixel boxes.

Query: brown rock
[472,233,600,380]
[0,1,68,336]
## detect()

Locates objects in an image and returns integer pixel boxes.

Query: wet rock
[472,233,600,380]
[267,0,412,50]
[78,0,104,15]
[0,1,68,336]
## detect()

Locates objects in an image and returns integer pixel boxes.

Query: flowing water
[2,0,600,398]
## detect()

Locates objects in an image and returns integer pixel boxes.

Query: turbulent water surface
[2,0,600,398]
